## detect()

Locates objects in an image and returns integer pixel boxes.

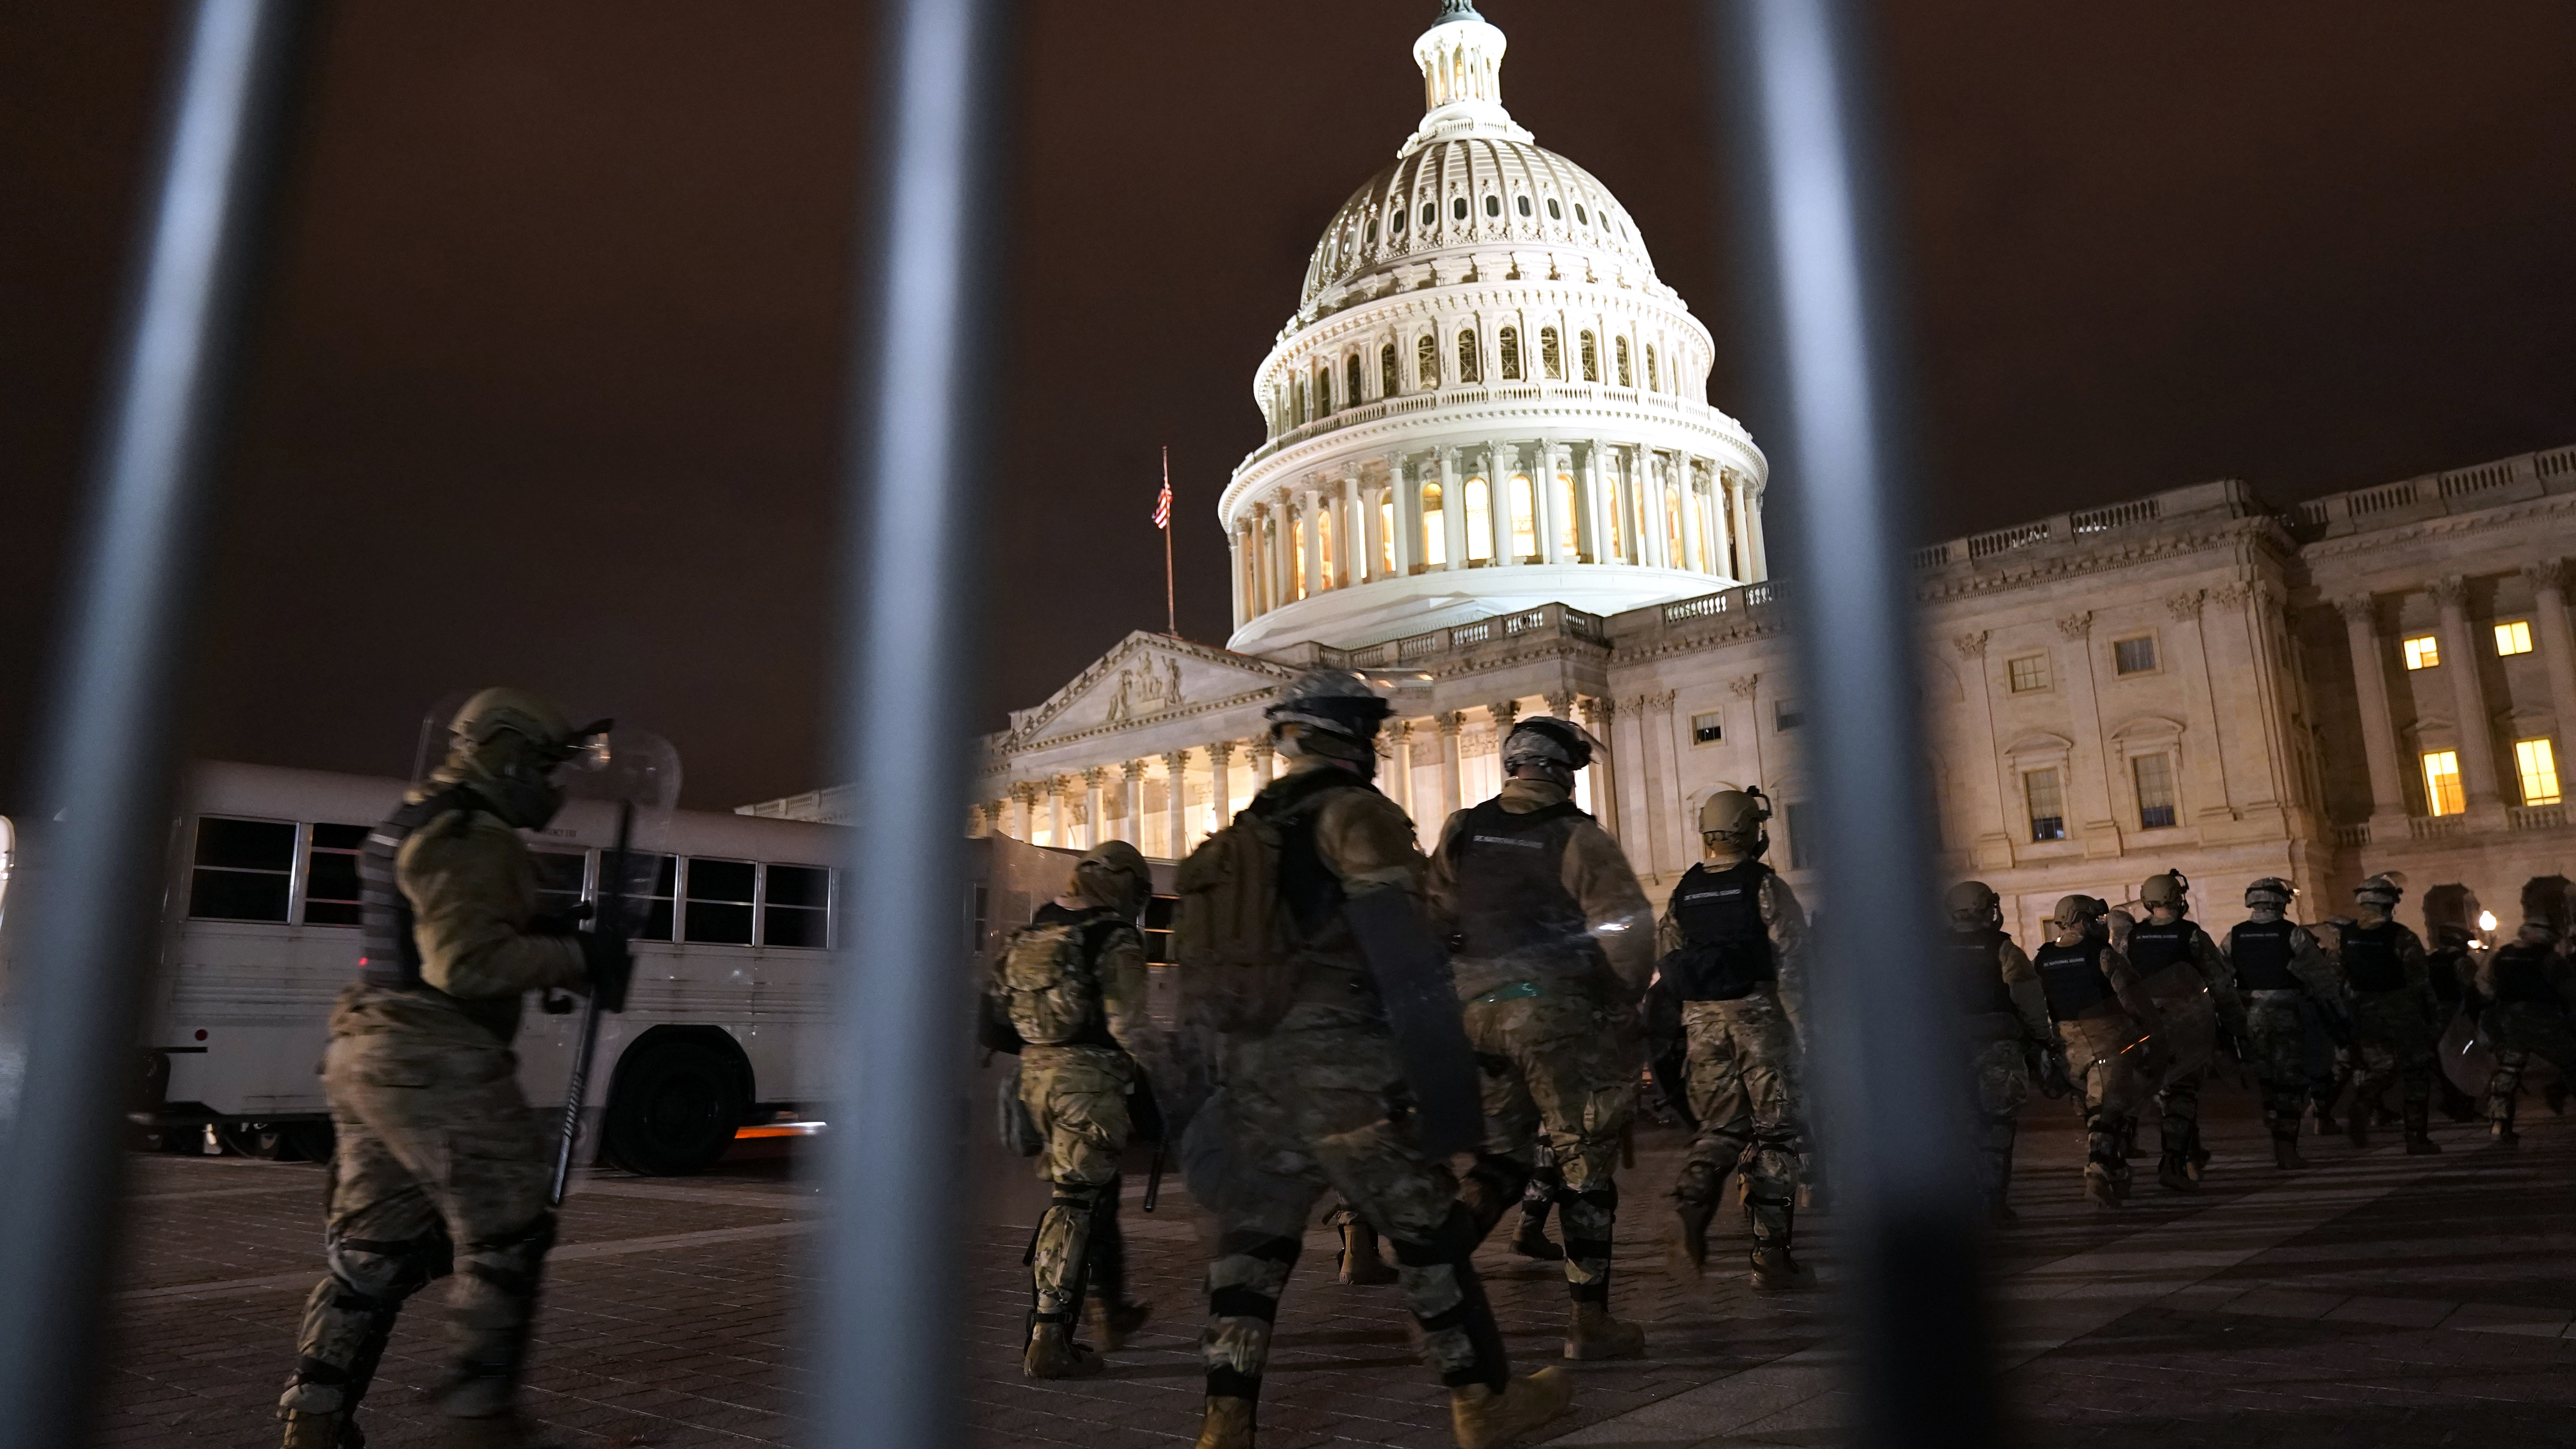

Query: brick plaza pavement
[100,1082,2574,1449]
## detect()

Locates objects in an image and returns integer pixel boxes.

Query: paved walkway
[100,1085,2574,1449]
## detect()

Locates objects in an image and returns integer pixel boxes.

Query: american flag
[1152,477,1172,530]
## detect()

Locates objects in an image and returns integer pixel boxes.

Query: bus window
[623,855,676,941]
[531,850,587,920]
[1142,893,1177,966]
[189,817,295,922]
[303,824,368,925]
[683,858,756,945]
[764,864,830,948]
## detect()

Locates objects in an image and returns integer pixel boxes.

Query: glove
[2034,1044,2073,1100]
[529,902,595,936]
[580,931,634,1013]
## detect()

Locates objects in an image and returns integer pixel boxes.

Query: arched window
[1294,377,1307,423]
[1421,482,1447,566]
[1574,202,1589,225]
[1646,344,1660,393]
[1380,495,1396,575]
[1364,217,1377,245]
[1318,506,1336,589]
[1546,197,1561,221]
[1290,517,1307,600]
[1509,473,1537,560]
[1483,193,1501,217]
[1390,204,1405,236]
[1464,477,1493,561]
[1346,353,1364,403]
[1498,326,1521,381]
[1540,326,1561,380]
[1580,331,1599,382]
[1452,196,1468,222]
[1315,364,1333,414]
[1515,194,1531,217]
[1555,471,1581,557]
[1457,329,1480,384]
[1417,332,1439,388]
[1615,337,1632,388]
[1380,344,1398,397]
[1665,480,1686,568]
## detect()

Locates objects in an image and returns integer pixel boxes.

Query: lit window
[1464,477,1492,560]
[2008,654,2050,693]
[2403,635,2440,670]
[2113,636,2158,675]
[1291,518,1307,599]
[2025,769,2066,842]
[1381,344,1397,397]
[1379,496,1395,575]
[1692,711,1724,745]
[1484,193,1501,217]
[1665,481,1686,567]
[2133,753,2177,829]
[1546,197,1561,220]
[1540,326,1561,379]
[1580,331,1599,381]
[1317,507,1336,589]
[1615,337,1632,387]
[1417,332,1439,388]
[1515,194,1531,217]
[1574,202,1589,224]
[2497,620,2534,656]
[2517,738,2562,806]
[1457,329,1479,384]
[1452,196,1468,222]
[1499,326,1522,380]
[2422,750,2464,816]
[1421,482,1446,566]
[1774,700,1804,731]
[1510,474,1537,560]
[1555,473,1580,557]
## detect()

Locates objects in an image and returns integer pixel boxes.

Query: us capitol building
[752,3,2576,944]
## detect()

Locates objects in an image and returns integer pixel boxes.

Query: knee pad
[1048,1179,1108,1213]
[324,1227,453,1309]
[1568,1181,1617,1213]
[460,1212,556,1303]
[1391,1202,1482,1267]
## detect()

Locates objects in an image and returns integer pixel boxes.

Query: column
[1013,785,1037,842]
[1436,712,1465,819]
[1048,777,1070,849]
[1489,441,1517,562]
[1678,459,1706,572]
[1706,467,1735,579]
[1271,492,1295,604]
[1338,473,1361,587]
[1360,480,1386,584]
[1121,760,1147,844]
[1229,526,1247,626]
[1207,740,1237,834]
[1389,452,1417,575]
[1745,483,1770,580]
[1296,485,1321,597]
[2432,575,2506,825]
[1082,767,1107,850]
[2335,595,2409,832]
[1387,721,1416,821]
[1247,737,1276,786]
[1582,443,1609,563]
[1580,696,1619,836]
[1162,751,1192,858]
[1440,447,1468,570]
[2529,562,2576,782]
[1537,437,1564,563]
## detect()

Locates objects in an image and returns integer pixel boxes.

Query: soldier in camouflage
[2327,874,2443,1154]
[2480,878,2576,1146]
[1944,882,2054,1222]
[2123,872,2250,1193]
[1657,788,1814,1290]
[2032,895,2162,1208]
[276,690,628,1449]
[1426,716,1656,1360]
[2222,877,2349,1169]
[987,840,1159,1379]
[1181,671,1569,1449]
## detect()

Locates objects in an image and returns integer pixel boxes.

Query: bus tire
[603,1040,744,1176]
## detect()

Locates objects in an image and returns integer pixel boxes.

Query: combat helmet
[1264,670,1391,764]
[1069,840,1153,921]
[1945,880,2002,931]
[439,687,608,828]
[1501,716,1595,783]
[2244,877,2297,913]
[2140,871,2189,914]
[1697,787,1772,861]
[2354,872,2406,910]
[2050,894,2109,934]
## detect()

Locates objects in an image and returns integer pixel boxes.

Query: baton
[550,799,633,1205]
[1140,1141,1166,1213]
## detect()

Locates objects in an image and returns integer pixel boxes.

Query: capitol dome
[1221,0,1769,655]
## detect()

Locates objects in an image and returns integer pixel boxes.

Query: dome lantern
[1402,2,1532,158]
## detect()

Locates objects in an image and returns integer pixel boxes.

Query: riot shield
[2439,1011,2496,1101]
[1642,975,1696,1128]
[1341,886,1483,1158]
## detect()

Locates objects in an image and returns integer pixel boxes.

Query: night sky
[5,3,2573,812]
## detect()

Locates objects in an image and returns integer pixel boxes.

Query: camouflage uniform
[2222,916,2346,1154]
[2121,912,2247,1187]
[1187,757,1527,1418]
[1950,926,2052,1213]
[279,787,588,1436]
[1657,858,1811,1270]
[2478,936,2576,1141]
[2031,931,2154,1201]
[2326,916,2441,1148]
[1426,777,1655,1331]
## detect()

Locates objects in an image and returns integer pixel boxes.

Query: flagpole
[1161,445,1176,636]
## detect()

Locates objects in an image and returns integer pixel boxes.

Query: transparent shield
[557,729,683,914]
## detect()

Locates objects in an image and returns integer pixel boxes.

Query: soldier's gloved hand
[530,902,595,935]
[580,931,634,1012]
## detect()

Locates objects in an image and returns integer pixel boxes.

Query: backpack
[1173,805,1301,1034]
[992,918,1103,1046]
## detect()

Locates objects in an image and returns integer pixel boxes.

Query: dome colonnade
[1220,1,1768,654]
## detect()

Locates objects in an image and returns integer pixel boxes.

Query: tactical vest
[2227,920,2301,992]
[1951,928,2020,1017]
[2126,919,2196,976]
[2032,938,2117,1022]
[2340,921,2408,993]
[1263,767,1364,941]
[356,786,492,989]
[2490,942,2562,1007]
[1661,861,1774,1001]
[1446,798,1590,963]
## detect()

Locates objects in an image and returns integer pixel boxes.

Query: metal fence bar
[811,1,1013,1446]
[1705,3,2000,1446]
[0,3,310,1444]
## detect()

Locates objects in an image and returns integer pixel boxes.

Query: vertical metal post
[813,2,1012,1447]
[0,4,309,1445]
[1706,3,2000,1445]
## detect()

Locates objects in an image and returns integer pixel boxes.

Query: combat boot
[1194,1395,1256,1449]
[2083,1171,2123,1210]
[1664,1201,1714,1281]
[2311,1103,2339,1137]
[1451,1366,1574,1449]
[2271,1135,2309,1170]
[1338,1221,1398,1285]
[1088,1297,1151,1352]
[1510,1211,1565,1262]
[1748,1245,1815,1291]
[1023,1322,1105,1379]
[1562,1302,1646,1361]
[2155,1153,2197,1193]
[2403,1100,2441,1155]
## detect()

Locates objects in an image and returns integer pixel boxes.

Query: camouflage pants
[2143,977,2216,1162]
[2483,1004,2576,1129]
[2350,989,2435,1120]
[1968,1034,2029,1205]
[1672,994,1805,1249]
[1197,1023,1503,1400]
[2059,1015,2148,1188]
[279,987,554,1422]
[1019,1044,1133,1326]
[2242,991,2314,1140]
[1464,992,1637,1304]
